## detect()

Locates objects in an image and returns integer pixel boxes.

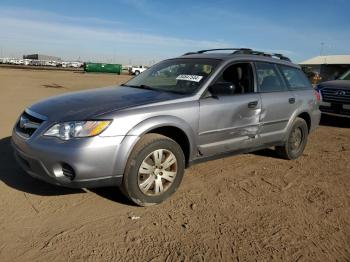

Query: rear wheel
[275,117,308,160]
[121,134,185,206]
[134,70,140,75]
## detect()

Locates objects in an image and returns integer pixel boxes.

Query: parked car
[10,59,24,65]
[316,69,350,117]
[61,61,84,68]
[12,48,320,206]
[23,59,31,66]
[44,61,57,67]
[129,65,148,75]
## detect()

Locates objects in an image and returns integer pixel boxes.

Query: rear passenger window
[255,62,287,92]
[278,65,311,90]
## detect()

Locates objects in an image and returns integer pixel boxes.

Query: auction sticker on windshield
[176,74,203,82]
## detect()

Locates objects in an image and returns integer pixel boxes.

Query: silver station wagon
[12,48,321,206]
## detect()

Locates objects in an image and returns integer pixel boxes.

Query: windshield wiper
[122,84,157,91]
[122,84,185,95]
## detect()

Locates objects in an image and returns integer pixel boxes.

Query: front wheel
[121,134,185,206]
[275,117,309,160]
[134,70,140,75]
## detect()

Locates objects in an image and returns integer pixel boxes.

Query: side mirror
[209,82,236,97]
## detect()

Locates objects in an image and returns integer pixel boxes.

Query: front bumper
[319,101,350,118]
[11,129,138,188]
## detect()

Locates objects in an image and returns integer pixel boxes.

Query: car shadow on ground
[253,114,350,159]
[88,187,133,206]
[0,136,133,205]
[251,148,281,159]
[320,114,350,128]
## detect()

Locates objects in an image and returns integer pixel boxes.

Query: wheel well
[146,126,190,165]
[298,112,311,131]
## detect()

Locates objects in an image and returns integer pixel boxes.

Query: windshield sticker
[176,74,203,82]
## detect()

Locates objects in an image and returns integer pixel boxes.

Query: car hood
[28,86,183,121]
[318,80,350,90]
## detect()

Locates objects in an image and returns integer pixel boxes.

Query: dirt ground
[0,68,350,262]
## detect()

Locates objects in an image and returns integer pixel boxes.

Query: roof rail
[183,48,252,55]
[272,53,291,62]
[183,48,291,62]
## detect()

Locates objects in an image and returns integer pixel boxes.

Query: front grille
[321,88,350,105]
[16,111,45,138]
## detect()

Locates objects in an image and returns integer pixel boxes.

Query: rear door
[198,62,262,156]
[255,62,297,144]
[278,64,315,107]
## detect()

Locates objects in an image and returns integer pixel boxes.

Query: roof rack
[183,48,291,62]
[183,48,252,56]
[272,53,291,62]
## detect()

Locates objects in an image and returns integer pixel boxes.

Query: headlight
[44,120,112,140]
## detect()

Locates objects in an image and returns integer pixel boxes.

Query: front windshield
[124,58,220,94]
[339,69,350,80]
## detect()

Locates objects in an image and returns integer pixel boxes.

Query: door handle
[289,98,296,104]
[248,101,258,108]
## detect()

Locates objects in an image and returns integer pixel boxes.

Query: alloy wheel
[137,149,178,196]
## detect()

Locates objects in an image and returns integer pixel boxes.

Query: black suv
[317,69,350,117]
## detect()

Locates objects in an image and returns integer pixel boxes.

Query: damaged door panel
[198,94,262,156]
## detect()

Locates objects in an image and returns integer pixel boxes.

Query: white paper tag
[176,74,203,82]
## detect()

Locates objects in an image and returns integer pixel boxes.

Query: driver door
[198,62,262,156]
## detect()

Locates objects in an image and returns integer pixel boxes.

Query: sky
[0,0,349,64]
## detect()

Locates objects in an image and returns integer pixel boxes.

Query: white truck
[128,65,148,75]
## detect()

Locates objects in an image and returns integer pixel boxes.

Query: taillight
[313,89,321,102]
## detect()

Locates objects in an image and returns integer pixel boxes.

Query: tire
[134,70,140,75]
[275,117,309,160]
[121,134,185,206]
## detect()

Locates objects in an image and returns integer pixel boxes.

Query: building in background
[300,55,350,83]
[23,54,61,61]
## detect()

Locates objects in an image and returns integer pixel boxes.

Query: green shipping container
[84,63,122,74]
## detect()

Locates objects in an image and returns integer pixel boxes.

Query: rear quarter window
[278,65,312,90]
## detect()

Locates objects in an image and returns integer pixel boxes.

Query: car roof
[173,49,300,68]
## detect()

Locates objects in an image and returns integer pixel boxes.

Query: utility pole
[320,42,325,56]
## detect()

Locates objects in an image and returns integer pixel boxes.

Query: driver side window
[210,63,254,96]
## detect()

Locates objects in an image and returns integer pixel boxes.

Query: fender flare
[283,110,311,141]
[113,115,197,176]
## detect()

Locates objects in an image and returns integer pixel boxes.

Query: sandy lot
[0,68,350,261]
